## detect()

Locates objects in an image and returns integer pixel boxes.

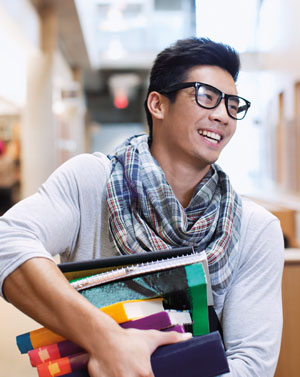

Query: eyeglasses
[159,81,251,120]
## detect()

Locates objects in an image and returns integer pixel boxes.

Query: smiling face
[149,65,237,174]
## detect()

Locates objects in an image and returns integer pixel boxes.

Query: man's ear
[147,91,167,120]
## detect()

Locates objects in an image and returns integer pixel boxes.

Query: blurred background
[1,0,300,376]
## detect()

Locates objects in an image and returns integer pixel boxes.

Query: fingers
[124,328,192,356]
[150,329,193,348]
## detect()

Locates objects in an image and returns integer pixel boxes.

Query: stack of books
[16,248,230,377]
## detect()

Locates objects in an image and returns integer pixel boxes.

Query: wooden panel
[246,196,298,247]
[294,83,300,193]
[276,92,284,185]
[275,261,300,377]
[271,209,297,248]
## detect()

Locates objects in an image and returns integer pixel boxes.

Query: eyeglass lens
[197,84,248,120]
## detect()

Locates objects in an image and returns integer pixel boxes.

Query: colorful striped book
[28,310,192,366]
[35,332,229,377]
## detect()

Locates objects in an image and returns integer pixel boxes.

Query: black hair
[144,37,240,142]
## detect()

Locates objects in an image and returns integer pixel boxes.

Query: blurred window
[196,0,261,52]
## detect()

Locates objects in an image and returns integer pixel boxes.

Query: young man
[0,38,283,377]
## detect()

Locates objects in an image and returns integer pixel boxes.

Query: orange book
[100,297,164,323]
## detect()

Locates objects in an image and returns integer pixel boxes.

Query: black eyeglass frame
[159,81,251,120]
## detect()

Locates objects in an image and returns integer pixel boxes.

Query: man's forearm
[2,257,121,354]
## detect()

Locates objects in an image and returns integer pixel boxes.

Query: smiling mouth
[198,130,222,144]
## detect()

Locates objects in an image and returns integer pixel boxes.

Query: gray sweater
[0,152,284,377]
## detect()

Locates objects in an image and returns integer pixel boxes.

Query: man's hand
[87,326,192,377]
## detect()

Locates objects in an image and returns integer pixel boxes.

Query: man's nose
[208,99,230,124]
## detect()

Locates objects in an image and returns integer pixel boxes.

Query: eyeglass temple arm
[237,104,250,113]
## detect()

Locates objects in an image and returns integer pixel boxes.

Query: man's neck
[150,146,210,208]
[164,164,210,208]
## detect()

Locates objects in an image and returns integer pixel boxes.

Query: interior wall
[250,0,300,194]
[0,0,38,107]
[240,0,300,247]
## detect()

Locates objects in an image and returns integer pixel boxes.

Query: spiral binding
[71,252,207,291]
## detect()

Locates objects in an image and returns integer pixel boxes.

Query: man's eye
[229,103,238,111]
[228,98,239,113]
[198,92,214,103]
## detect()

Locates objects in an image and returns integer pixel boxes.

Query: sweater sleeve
[218,200,284,376]
[0,152,110,297]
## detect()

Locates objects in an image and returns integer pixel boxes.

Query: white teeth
[198,130,221,142]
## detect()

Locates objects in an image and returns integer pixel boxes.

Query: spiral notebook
[58,247,213,305]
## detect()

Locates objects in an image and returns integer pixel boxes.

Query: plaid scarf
[107,134,242,292]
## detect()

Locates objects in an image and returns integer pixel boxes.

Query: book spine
[28,340,84,367]
[185,263,209,335]
[17,328,65,354]
[37,352,89,377]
